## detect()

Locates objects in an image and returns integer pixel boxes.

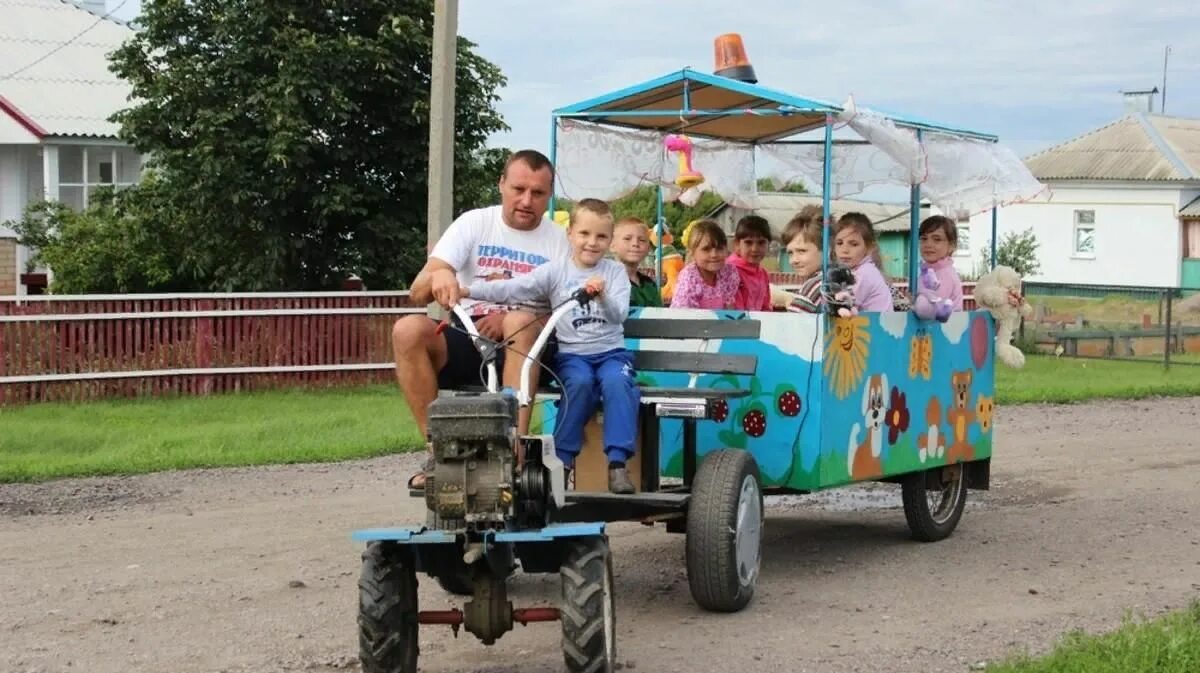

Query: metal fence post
[1163,289,1172,371]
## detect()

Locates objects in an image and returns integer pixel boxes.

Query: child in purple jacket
[833,212,893,312]
[912,215,965,321]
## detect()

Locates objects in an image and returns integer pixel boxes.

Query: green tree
[10,184,187,294]
[607,185,724,240]
[756,177,809,193]
[979,227,1041,277]
[107,0,508,291]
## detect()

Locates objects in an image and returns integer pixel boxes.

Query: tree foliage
[105,0,509,291]
[980,226,1041,277]
[756,177,809,193]
[10,184,186,294]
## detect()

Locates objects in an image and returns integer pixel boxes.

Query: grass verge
[987,602,1200,673]
[0,385,422,482]
[999,355,1200,404]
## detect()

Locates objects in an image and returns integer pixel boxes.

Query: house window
[98,161,114,184]
[1184,220,1200,259]
[956,226,970,254]
[1073,210,1095,257]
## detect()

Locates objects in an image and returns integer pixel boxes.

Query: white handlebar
[446,292,591,406]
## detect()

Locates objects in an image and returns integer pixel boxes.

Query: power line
[0,0,131,82]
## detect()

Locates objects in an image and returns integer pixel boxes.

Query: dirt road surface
[3,398,1199,673]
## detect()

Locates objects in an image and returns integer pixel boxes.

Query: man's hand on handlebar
[430,269,461,308]
[584,276,605,297]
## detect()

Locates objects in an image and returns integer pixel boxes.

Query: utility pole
[1161,45,1171,114]
[427,0,458,252]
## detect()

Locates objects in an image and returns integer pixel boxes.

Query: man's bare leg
[500,311,551,444]
[391,314,448,485]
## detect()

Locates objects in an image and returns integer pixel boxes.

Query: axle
[417,607,561,626]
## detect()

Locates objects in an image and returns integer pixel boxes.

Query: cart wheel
[901,463,967,542]
[686,448,763,613]
[358,542,418,673]
[560,536,616,673]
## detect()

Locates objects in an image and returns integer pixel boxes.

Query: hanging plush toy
[664,134,704,189]
[649,225,684,303]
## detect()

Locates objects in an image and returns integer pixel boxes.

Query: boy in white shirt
[462,199,639,494]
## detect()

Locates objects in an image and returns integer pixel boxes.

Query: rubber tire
[901,465,968,542]
[685,449,763,613]
[358,542,418,673]
[560,537,616,673]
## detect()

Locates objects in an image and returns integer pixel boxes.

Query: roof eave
[0,95,47,139]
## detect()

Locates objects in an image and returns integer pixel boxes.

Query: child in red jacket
[726,215,773,312]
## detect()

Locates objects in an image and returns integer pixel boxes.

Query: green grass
[988,602,1200,673]
[1,355,1198,483]
[997,355,1200,404]
[0,385,422,483]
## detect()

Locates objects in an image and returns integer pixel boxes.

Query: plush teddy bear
[824,262,858,318]
[912,262,954,323]
[973,265,1033,368]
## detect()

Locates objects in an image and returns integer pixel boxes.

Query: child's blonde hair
[683,219,727,254]
[570,198,612,225]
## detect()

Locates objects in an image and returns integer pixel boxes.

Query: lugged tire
[358,542,418,673]
[901,465,967,542]
[685,448,763,613]
[560,537,616,673]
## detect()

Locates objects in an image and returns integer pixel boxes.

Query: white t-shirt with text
[429,205,570,316]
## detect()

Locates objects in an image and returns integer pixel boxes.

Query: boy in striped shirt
[782,207,826,314]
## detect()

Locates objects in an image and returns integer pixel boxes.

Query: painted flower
[885,386,910,445]
[824,315,871,400]
[976,394,995,433]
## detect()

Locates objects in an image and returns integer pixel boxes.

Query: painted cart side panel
[529,309,995,492]
[818,311,995,490]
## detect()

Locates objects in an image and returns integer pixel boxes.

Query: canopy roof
[552,68,997,143]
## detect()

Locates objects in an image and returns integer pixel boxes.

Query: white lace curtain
[552,108,1046,216]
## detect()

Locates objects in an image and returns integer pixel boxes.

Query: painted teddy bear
[944,369,976,463]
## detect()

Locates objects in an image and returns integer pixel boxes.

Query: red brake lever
[434,318,450,336]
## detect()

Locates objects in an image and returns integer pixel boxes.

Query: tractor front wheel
[358,542,418,673]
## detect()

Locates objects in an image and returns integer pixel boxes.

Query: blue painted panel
[530,308,997,492]
[351,527,456,544]
[491,522,605,543]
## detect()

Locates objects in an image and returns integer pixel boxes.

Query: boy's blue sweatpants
[552,348,640,466]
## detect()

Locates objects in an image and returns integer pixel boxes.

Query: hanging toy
[664,134,705,190]
[649,225,685,303]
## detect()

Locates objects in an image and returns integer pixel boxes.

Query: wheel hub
[734,475,762,586]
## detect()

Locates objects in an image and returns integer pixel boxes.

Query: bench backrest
[625,317,761,376]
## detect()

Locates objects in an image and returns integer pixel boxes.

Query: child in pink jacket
[725,215,774,312]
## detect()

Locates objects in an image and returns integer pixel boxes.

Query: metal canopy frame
[549,67,1002,295]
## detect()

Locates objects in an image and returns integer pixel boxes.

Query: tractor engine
[424,393,517,528]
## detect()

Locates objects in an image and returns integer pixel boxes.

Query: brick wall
[0,238,17,295]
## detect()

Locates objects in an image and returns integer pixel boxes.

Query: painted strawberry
[742,409,767,438]
[711,399,729,422]
[777,389,801,417]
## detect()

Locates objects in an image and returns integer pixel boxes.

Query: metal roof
[0,0,135,139]
[1182,195,1200,218]
[714,193,930,233]
[552,68,997,143]
[1024,113,1200,182]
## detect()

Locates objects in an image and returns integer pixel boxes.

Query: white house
[0,0,142,295]
[971,93,1200,289]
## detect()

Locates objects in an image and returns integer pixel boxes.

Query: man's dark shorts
[434,313,559,390]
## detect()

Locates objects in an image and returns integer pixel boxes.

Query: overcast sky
[108,0,1198,159]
